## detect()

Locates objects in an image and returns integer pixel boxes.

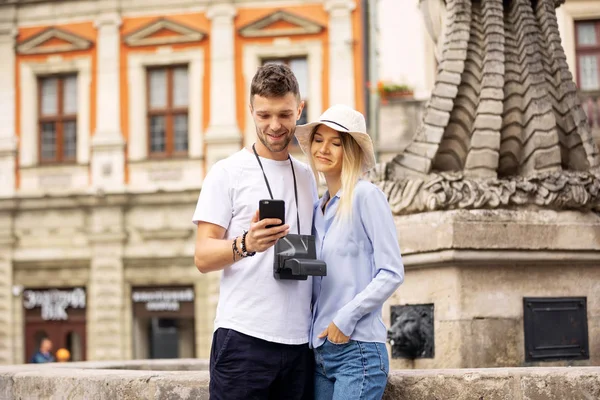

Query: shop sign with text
[132,288,194,312]
[23,288,86,321]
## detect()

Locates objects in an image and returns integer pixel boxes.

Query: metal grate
[523,297,589,362]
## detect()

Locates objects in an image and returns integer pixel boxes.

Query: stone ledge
[385,367,600,399]
[0,361,599,399]
[395,209,600,255]
[401,249,600,269]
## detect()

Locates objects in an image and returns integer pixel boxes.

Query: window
[147,65,189,157]
[576,20,600,91]
[38,75,77,164]
[261,57,309,125]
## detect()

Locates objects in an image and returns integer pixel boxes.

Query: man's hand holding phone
[244,210,289,253]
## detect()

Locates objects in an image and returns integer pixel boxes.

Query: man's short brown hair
[250,63,301,103]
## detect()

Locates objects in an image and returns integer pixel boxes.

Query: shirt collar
[322,188,343,203]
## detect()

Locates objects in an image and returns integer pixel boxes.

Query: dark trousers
[209,328,314,400]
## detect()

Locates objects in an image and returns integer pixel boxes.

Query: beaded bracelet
[232,237,244,261]
[241,231,256,257]
[231,238,238,262]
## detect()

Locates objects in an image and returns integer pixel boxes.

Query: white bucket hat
[294,104,376,173]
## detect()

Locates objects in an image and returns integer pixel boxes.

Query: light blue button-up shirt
[310,179,405,349]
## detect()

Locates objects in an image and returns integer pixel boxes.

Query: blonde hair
[309,126,364,221]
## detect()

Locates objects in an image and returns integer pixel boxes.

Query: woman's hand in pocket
[318,322,350,344]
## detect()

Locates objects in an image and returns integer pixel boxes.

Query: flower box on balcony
[377,82,414,104]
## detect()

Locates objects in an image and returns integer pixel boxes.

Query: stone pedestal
[386,209,600,369]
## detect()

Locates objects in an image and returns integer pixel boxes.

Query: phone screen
[259,200,285,228]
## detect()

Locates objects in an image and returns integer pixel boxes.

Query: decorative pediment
[239,10,324,38]
[124,18,205,47]
[17,28,92,55]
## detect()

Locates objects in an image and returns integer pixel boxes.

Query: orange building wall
[120,13,210,181]
[16,23,98,139]
[234,5,331,137]
[12,1,364,186]
[15,22,98,188]
[120,13,211,139]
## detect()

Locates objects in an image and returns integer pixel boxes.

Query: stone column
[325,0,356,108]
[194,274,220,359]
[92,13,125,192]
[0,11,17,199]
[0,212,15,365]
[87,207,126,360]
[205,4,242,169]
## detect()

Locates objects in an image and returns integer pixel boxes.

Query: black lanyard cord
[252,144,300,235]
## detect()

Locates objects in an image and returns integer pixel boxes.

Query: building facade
[556,0,600,145]
[0,0,366,365]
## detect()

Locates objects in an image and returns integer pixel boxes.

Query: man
[30,338,55,363]
[193,64,318,399]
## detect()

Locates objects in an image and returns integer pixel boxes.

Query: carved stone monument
[375,0,600,369]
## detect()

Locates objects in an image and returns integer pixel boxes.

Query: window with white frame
[576,20,600,91]
[147,65,189,157]
[38,74,78,164]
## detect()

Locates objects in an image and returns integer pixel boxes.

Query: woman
[295,104,405,400]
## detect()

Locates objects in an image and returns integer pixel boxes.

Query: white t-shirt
[192,148,318,344]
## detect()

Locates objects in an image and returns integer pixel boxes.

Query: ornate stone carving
[388,0,599,178]
[378,0,600,215]
[124,18,205,47]
[369,165,600,215]
[17,27,92,55]
[388,304,434,359]
[238,10,324,38]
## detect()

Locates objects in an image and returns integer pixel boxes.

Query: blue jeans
[313,340,389,400]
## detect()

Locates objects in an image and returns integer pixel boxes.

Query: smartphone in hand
[259,200,285,229]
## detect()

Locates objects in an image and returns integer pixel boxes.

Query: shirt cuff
[333,309,359,337]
